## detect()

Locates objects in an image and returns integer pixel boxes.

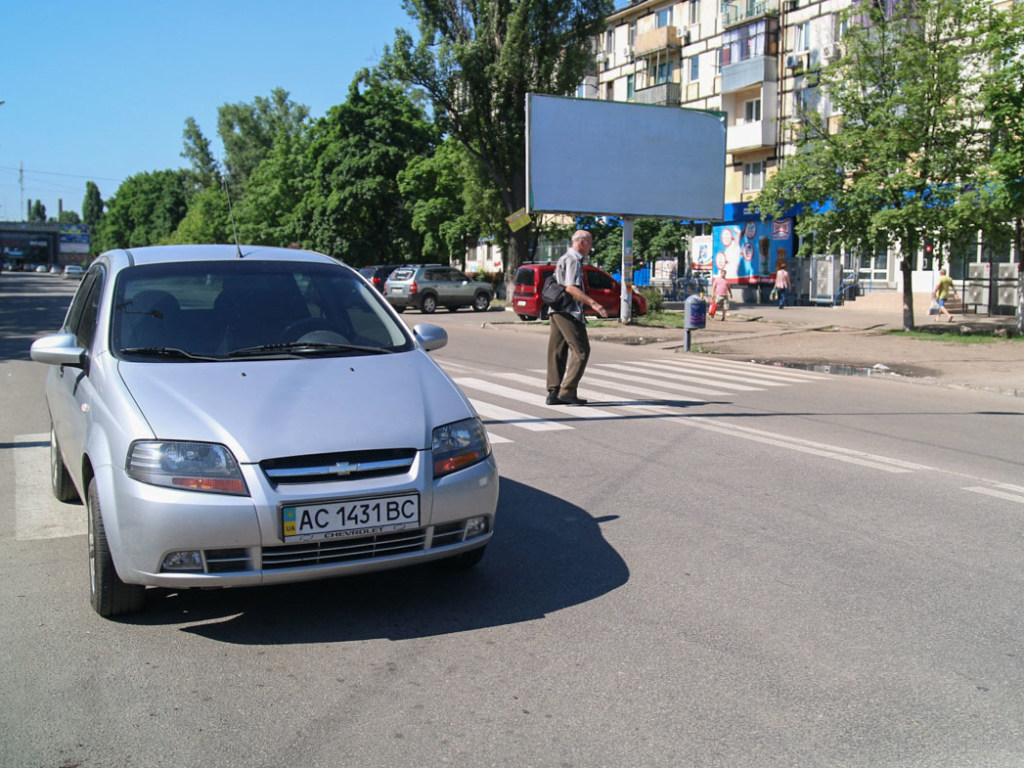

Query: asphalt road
[2,273,1023,768]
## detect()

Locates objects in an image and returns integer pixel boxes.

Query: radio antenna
[221,177,243,258]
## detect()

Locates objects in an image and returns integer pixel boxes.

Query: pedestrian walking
[710,271,732,321]
[545,230,608,406]
[933,268,958,323]
[774,263,790,309]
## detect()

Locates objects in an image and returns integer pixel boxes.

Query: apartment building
[582,0,855,300]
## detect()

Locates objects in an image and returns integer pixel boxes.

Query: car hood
[117,352,472,463]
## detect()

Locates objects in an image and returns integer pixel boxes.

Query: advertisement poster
[712,218,793,284]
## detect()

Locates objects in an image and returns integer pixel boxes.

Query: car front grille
[260,448,416,485]
[261,522,470,570]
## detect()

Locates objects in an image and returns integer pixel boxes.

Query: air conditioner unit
[786,54,807,70]
[823,43,837,58]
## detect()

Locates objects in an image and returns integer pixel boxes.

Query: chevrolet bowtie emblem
[330,461,358,476]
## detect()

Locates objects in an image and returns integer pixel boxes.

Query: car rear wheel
[50,427,79,503]
[516,314,532,321]
[631,300,643,317]
[472,293,491,312]
[420,294,438,314]
[88,479,145,617]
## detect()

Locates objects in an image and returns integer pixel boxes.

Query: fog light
[162,551,204,572]
[465,516,488,538]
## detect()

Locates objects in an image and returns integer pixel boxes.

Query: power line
[0,164,124,182]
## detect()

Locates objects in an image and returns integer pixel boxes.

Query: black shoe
[545,391,562,405]
[558,394,588,406]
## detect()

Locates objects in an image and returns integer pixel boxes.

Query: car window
[390,268,415,282]
[111,261,413,360]
[65,267,104,346]
[586,268,614,291]
[515,268,541,287]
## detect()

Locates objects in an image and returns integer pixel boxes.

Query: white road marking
[11,434,85,540]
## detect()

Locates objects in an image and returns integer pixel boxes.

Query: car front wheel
[88,479,145,617]
[50,427,79,502]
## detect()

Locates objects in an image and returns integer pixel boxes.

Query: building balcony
[726,119,776,152]
[721,0,780,29]
[634,82,682,107]
[721,55,776,93]
[632,25,682,57]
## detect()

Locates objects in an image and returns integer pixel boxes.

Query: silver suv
[384,264,493,314]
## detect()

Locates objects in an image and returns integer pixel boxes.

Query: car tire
[516,314,532,321]
[438,545,487,569]
[472,293,491,312]
[632,301,643,317]
[420,294,438,314]
[50,427,79,503]
[88,479,145,617]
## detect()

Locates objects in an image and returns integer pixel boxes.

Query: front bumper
[101,452,499,589]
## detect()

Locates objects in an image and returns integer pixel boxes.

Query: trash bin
[684,294,707,330]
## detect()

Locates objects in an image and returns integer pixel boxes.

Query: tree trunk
[901,258,915,331]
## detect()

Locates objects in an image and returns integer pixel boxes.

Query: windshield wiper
[226,342,394,358]
[120,347,221,361]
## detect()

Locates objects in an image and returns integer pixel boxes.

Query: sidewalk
[493,302,1024,398]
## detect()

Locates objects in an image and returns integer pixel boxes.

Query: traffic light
[923,237,934,271]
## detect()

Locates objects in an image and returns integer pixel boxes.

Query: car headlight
[432,418,491,478]
[126,441,248,495]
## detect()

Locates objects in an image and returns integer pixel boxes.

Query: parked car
[35,264,48,273]
[30,244,498,617]
[61,265,84,280]
[50,265,61,274]
[358,264,403,292]
[511,262,648,321]
[384,264,494,314]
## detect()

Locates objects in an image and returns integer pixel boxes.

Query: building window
[656,6,673,28]
[605,81,614,101]
[605,30,615,53]
[689,55,700,82]
[743,98,761,123]
[743,161,765,192]
[654,59,674,84]
[626,74,635,100]
[722,21,768,67]
[629,21,637,46]
[795,21,810,52]
[689,0,700,26]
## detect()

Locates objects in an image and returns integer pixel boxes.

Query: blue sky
[1,0,415,223]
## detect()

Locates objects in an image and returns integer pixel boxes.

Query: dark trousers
[547,313,591,397]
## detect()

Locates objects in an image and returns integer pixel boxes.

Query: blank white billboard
[526,93,725,221]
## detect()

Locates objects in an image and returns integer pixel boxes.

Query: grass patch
[884,328,1022,344]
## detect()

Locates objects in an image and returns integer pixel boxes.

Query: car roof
[105,244,343,269]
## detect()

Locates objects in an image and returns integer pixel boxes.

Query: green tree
[181,116,221,191]
[235,120,312,247]
[93,169,190,252]
[296,72,437,265]
[28,199,46,221]
[82,182,104,228]
[170,186,233,244]
[58,210,82,225]
[756,0,997,330]
[218,88,311,188]
[981,0,1024,331]
[383,0,613,284]
[397,138,486,263]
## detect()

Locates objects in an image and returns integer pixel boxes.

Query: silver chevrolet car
[31,245,498,617]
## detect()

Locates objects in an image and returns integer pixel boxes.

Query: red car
[511,262,648,321]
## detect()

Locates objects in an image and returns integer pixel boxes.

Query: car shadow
[129,478,629,643]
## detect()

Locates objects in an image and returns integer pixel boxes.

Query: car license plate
[282,493,420,542]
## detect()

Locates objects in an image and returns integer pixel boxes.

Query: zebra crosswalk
[443,355,830,444]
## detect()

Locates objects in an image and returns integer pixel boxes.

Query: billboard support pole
[621,217,634,324]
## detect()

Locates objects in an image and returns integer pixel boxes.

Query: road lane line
[963,486,1024,505]
[11,433,85,540]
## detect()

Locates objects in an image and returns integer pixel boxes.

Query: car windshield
[112,260,414,361]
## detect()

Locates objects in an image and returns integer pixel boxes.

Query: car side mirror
[412,324,448,352]
[30,332,86,368]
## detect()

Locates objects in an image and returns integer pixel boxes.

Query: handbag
[929,299,939,315]
[542,274,574,314]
